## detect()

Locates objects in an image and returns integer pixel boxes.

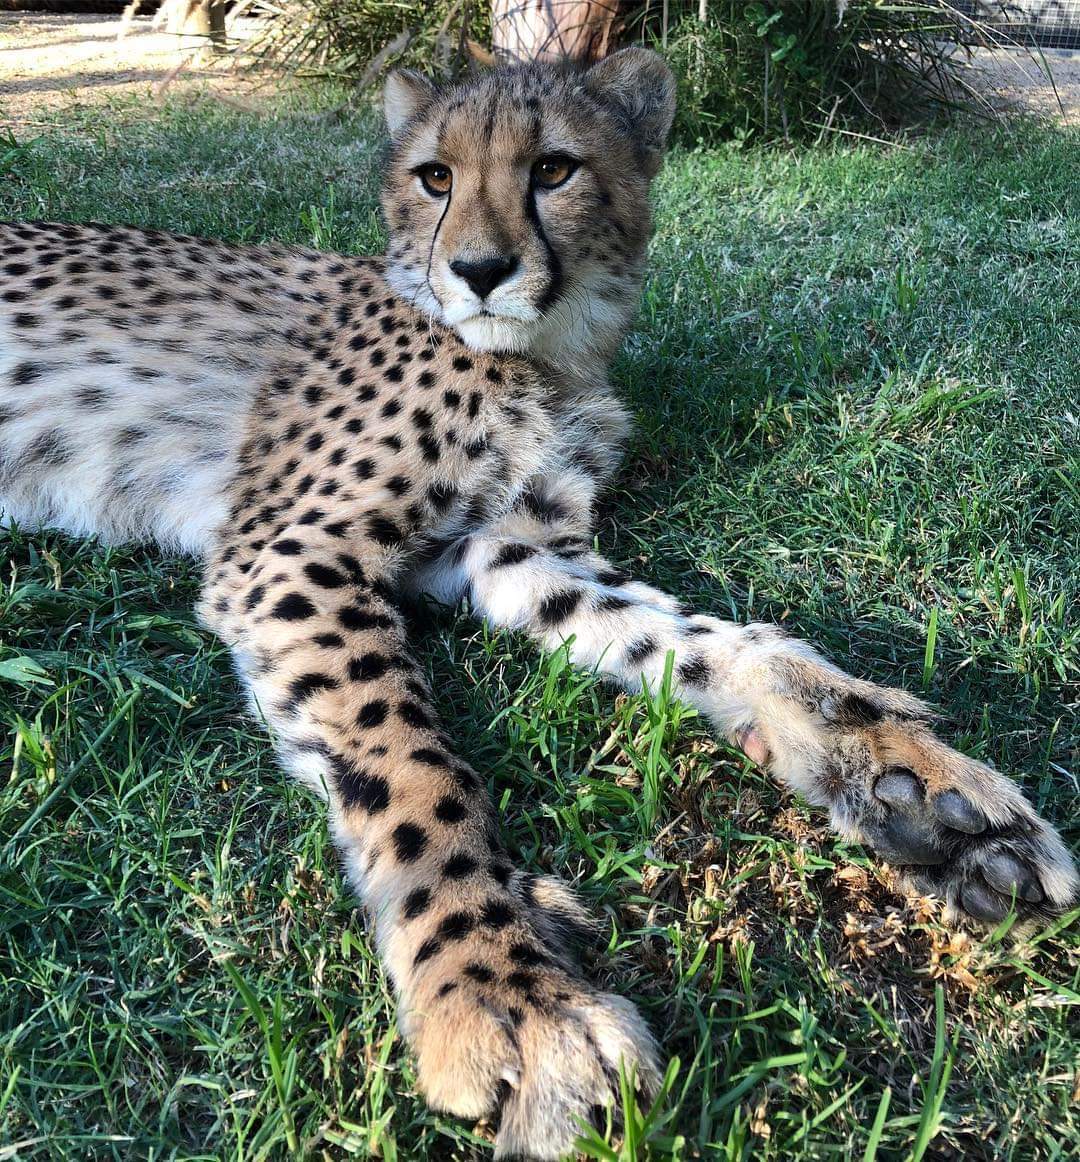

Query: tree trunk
[491,0,620,64]
[166,0,226,54]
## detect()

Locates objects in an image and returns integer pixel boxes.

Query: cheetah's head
[380,48,675,368]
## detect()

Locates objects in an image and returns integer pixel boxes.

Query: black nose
[449,255,519,299]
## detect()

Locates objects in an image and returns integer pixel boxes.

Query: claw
[874,768,923,810]
[881,814,945,865]
[982,852,1043,904]
[932,790,987,835]
[960,880,1010,923]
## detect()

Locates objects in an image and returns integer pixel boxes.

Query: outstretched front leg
[413,485,1079,927]
[200,522,659,1160]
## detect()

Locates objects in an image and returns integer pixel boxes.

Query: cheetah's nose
[449,255,519,300]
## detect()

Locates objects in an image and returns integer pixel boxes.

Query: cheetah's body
[0,227,620,561]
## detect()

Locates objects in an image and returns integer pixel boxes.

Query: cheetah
[1,47,1076,1160]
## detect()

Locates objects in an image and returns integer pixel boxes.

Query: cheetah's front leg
[201,523,659,1160]
[415,497,1079,927]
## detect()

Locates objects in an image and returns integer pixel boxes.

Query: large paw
[728,645,1079,926]
[403,958,658,1160]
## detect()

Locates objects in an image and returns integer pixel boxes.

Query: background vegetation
[242,1,985,142]
[0,88,1077,1158]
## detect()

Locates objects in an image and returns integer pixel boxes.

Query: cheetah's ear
[584,48,676,177]
[383,69,438,139]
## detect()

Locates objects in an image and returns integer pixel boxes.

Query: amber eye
[532,155,577,190]
[416,162,452,197]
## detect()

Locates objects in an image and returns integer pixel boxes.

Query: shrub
[240,1,981,142]
[646,2,975,143]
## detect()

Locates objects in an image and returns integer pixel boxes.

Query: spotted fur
[1,48,1076,1160]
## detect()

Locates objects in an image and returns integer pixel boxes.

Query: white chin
[453,315,535,353]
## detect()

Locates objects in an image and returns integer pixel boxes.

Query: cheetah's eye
[416,163,452,197]
[532,155,577,191]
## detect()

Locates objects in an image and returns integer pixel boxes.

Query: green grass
[1,88,1079,1160]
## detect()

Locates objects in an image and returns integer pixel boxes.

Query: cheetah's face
[380,49,675,366]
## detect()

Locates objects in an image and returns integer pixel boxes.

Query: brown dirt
[967,45,1080,126]
[0,12,265,127]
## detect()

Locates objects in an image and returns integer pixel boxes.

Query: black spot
[411,747,450,768]
[835,693,885,727]
[313,632,345,648]
[438,911,475,941]
[340,607,394,631]
[509,942,545,967]
[11,361,43,386]
[403,887,432,919]
[465,962,495,984]
[354,458,375,480]
[356,699,389,728]
[285,672,338,707]
[538,589,582,627]
[386,474,411,497]
[304,562,347,588]
[491,542,537,569]
[26,430,69,465]
[506,970,538,993]
[677,656,712,688]
[599,593,633,612]
[243,585,266,611]
[435,796,467,824]
[625,637,656,667]
[393,822,428,863]
[398,700,432,730]
[480,898,515,929]
[442,853,478,880]
[349,654,391,682]
[427,481,457,511]
[413,938,443,967]
[335,760,391,814]
[270,593,316,620]
[436,981,457,997]
[452,355,473,372]
[368,516,404,546]
[418,434,440,462]
[489,861,512,888]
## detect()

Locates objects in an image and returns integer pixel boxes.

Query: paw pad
[930,789,987,834]
[868,767,1061,924]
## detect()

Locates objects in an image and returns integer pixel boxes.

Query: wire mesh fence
[955,1,1080,48]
